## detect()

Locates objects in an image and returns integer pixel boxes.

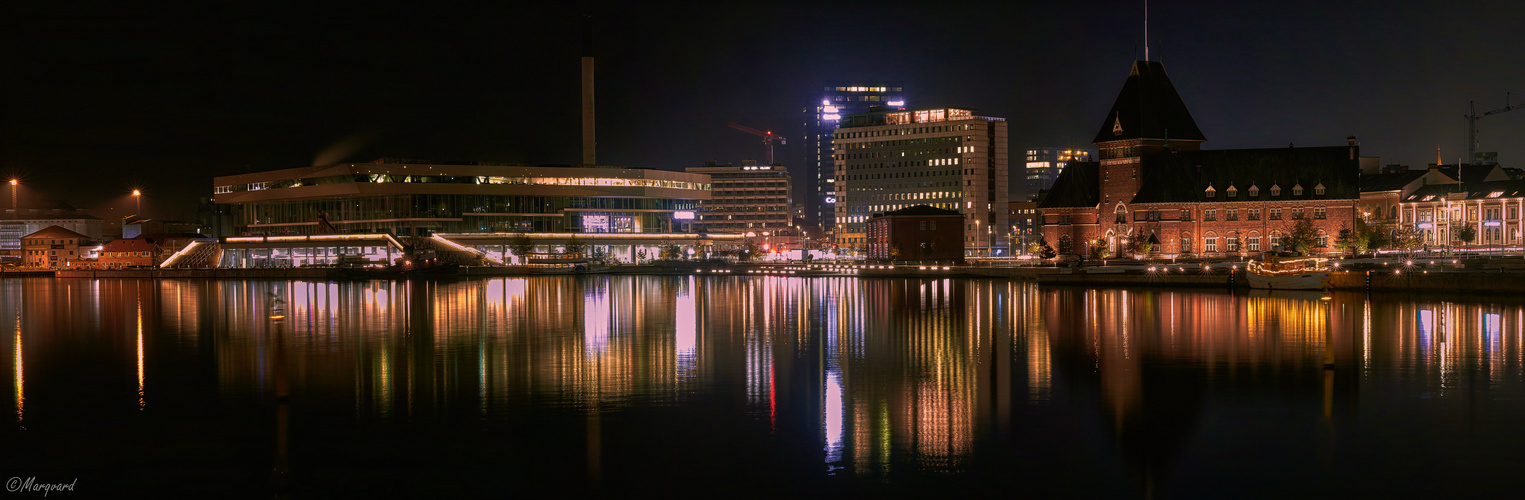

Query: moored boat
[1246,255,1331,290]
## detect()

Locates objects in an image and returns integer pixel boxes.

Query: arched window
[1389,206,1397,220]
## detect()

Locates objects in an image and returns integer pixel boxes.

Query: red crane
[728,123,787,165]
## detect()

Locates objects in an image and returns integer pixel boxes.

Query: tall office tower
[802,82,905,241]
[832,107,1009,257]
[1019,147,1093,202]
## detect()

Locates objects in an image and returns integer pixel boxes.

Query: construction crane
[728,123,787,165]
[1466,92,1522,163]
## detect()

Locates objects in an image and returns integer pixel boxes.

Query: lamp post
[8,179,16,220]
[132,189,142,216]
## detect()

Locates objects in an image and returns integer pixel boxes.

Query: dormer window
[1270,185,1281,197]
[1248,185,1259,197]
[1314,183,1325,196]
[1205,186,1216,198]
[1489,191,1505,198]
[1292,184,1304,196]
[1227,186,1238,198]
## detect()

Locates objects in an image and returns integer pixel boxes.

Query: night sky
[5,1,1523,220]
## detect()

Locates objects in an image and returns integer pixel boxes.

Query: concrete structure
[0,205,104,262]
[832,107,1009,256]
[684,162,795,247]
[1019,148,1092,202]
[1040,60,1360,259]
[803,82,906,236]
[21,225,88,268]
[865,205,964,261]
[212,159,711,237]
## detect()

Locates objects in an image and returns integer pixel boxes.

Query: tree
[1391,226,1424,254]
[1039,243,1056,260]
[508,233,534,264]
[1455,225,1477,246]
[562,235,586,256]
[739,239,762,261]
[660,244,683,260]
[1090,245,1113,260]
[1285,217,1318,255]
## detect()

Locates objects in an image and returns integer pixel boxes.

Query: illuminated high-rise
[802,82,905,242]
[1020,147,1093,202]
[832,107,1009,257]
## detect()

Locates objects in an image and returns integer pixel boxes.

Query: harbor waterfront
[4,276,1525,496]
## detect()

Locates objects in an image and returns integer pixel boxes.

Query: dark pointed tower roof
[1093,61,1206,144]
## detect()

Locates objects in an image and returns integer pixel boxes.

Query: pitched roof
[1433,164,1509,184]
[1359,170,1426,192]
[102,238,160,252]
[1093,61,1206,144]
[22,225,88,240]
[876,205,963,217]
[1403,179,1525,202]
[1129,146,1358,203]
[1037,161,1100,209]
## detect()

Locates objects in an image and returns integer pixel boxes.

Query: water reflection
[2,277,1524,495]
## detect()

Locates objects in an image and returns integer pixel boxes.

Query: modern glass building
[802,82,905,240]
[213,159,712,237]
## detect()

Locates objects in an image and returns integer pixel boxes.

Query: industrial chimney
[581,16,596,166]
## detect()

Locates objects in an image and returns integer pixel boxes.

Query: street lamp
[8,179,16,220]
[132,189,142,216]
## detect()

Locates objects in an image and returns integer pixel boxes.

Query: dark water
[3,276,1524,498]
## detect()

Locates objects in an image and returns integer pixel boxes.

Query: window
[1226,209,1238,221]
[1146,210,1161,221]
[1314,184,1325,196]
[1270,185,1281,196]
[1270,234,1282,249]
[1293,184,1304,196]
[1314,207,1327,219]
[1270,208,1282,220]
[1227,237,1240,251]
[1249,209,1261,221]
[1248,186,1259,197]
[1227,186,1238,198]
[1205,186,1216,198]
[1316,233,1328,247]
[1181,237,1193,253]
[919,221,927,231]
[1292,208,1304,219]
[1204,210,1217,221]
[1205,237,1218,253]
[1181,209,1193,221]
[1248,237,1261,251]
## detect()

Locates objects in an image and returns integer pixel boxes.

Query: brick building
[98,237,163,268]
[1040,60,1361,258]
[865,205,964,262]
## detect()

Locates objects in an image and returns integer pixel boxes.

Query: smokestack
[581,16,596,166]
